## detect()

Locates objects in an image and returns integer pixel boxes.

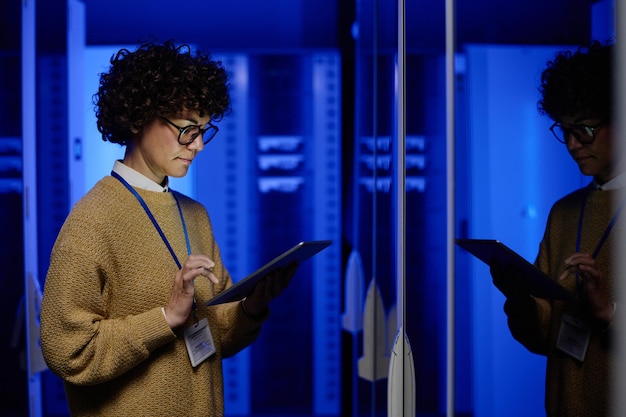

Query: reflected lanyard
[575,189,626,293]
[111,171,191,268]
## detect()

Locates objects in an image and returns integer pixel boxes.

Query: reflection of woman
[40,40,295,416]
[491,41,618,416]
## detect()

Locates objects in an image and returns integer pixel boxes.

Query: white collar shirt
[112,160,169,192]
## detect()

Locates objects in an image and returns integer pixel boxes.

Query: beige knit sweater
[40,176,265,417]
[507,185,621,417]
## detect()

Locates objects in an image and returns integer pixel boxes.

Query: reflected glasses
[549,121,604,145]
[160,116,219,145]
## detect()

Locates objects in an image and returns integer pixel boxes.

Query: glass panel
[348,1,447,415]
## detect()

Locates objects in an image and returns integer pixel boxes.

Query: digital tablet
[206,240,332,306]
[455,238,574,301]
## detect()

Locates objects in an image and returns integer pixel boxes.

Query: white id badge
[184,317,216,367]
[556,313,591,362]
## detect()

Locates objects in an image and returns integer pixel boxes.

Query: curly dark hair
[537,40,613,123]
[94,40,230,146]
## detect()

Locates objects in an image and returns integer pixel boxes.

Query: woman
[40,40,295,417]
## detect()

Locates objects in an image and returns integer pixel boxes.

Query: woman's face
[560,115,617,184]
[123,110,212,184]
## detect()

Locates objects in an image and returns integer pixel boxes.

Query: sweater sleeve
[211,300,268,358]
[504,295,552,355]
[40,247,177,386]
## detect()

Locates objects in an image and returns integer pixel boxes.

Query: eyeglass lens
[552,124,594,144]
[180,125,217,145]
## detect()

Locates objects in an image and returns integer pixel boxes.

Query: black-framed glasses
[159,116,219,145]
[549,121,605,145]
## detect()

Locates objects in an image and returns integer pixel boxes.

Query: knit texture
[508,185,621,417]
[40,176,264,417]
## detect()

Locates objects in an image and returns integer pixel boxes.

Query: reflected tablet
[455,238,574,301]
[206,240,332,306]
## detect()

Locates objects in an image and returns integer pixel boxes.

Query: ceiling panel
[82,0,594,52]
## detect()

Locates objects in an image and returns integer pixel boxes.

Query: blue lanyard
[111,171,191,268]
[575,189,626,292]
[576,190,626,257]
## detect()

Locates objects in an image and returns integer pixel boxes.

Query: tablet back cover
[455,238,574,301]
[206,240,332,306]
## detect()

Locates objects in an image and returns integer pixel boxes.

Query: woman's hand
[560,252,614,323]
[490,261,531,301]
[243,262,299,317]
[164,254,218,329]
